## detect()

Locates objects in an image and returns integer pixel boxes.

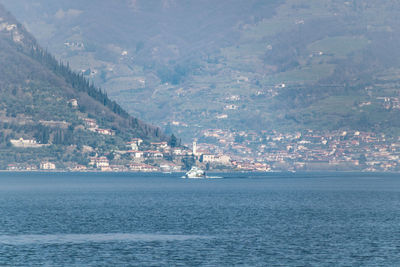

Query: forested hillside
[0,4,166,168]
[3,0,400,138]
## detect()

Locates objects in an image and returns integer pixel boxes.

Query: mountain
[0,4,166,169]
[2,0,400,139]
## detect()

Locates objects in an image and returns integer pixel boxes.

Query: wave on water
[0,233,208,245]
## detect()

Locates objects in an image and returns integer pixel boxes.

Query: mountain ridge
[2,0,400,139]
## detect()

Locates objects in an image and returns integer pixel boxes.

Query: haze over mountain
[0,4,165,168]
[2,0,400,139]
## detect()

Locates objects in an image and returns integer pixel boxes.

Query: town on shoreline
[5,128,400,173]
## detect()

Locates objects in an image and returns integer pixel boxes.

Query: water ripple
[0,233,207,245]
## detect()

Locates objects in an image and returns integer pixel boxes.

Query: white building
[202,154,231,165]
[127,138,143,150]
[145,151,164,159]
[10,138,43,148]
[130,151,144,159]
[40,162,56,170]
[127,142,139,151]
[68,99,78,108]
[83,118,97,128]
[151,142,169,151]
[95,128,115,136]
[160,164,182,172]
[95,157,110,168]
[129,163,159,172]
[89,157,110,168]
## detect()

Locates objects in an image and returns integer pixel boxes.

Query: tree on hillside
[169,134,178,147]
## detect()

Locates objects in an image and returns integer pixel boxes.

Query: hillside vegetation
[3,0,400,138]
[0,4,166,168]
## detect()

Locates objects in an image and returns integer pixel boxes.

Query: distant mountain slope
[0,4,166,168]
[3,0,400,138]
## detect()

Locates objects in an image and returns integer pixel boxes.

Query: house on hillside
[95,128,115,136]
[68,99,78,108]
[127,138,144,150]
[151,142,169,151]
[128,151,144,161]
[10,138,44,148]
[145,151,164,160]
[83,118,97,128]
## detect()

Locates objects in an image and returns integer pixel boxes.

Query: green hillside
[3,0,400,139]
[0,4,166,169]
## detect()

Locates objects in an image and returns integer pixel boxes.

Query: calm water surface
[0,172,400,266]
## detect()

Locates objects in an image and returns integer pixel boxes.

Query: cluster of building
[376,97,400,110]
[61,127,400,173]
[7,161,56,171]
[78,136,237,172]
[6,109,400,172]
[84,138,189,172]
[197,128,400,172]
[83,118,115,136]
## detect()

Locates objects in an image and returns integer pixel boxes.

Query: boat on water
[183,166,223,179]
[184,166,206,178]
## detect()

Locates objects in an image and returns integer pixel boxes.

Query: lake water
[1,172,400,266]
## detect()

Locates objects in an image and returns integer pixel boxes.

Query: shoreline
[0,170,399,175]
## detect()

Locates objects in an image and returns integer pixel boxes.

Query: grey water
[1,172,400,266]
